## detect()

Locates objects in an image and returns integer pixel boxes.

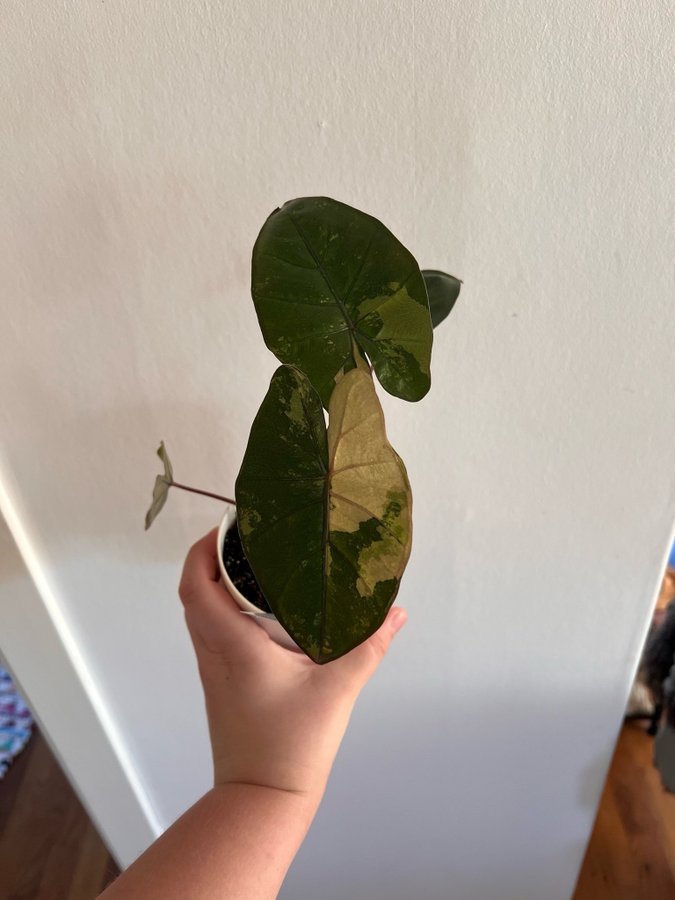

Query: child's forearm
[103,530,406,898]
[99,783,320,900]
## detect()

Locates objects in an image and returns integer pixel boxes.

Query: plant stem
[169,481,235,506]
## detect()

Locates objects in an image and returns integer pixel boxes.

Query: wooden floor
[0,721,674,898]
[573,721,675,899]
[0,729,118,899]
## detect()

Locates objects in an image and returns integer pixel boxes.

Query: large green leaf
[235,365,412,663]
[422,269,462,328]
[251,197,433,406]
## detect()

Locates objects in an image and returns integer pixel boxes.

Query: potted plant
[146,196,461,663]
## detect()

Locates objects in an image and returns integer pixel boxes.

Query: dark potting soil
[222,524,272,614]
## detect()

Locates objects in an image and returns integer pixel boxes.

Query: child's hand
[179,528,407,809]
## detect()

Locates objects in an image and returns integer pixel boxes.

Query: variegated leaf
[251,197,433,406]
[235,365,412,663]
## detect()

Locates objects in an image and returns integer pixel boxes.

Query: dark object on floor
[626,568,675,735]
[643,600,675,719]
[664,655,675,728]
[653,642,675,792]
[641,599,675,789]
[222,523,272,613]
[654,723,675,793]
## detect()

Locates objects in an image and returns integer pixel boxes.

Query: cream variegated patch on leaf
[235,365,412,663]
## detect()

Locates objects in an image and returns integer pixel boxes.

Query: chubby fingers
[179,527,222,604]
[179,528,265,653]
[326,606,408,689]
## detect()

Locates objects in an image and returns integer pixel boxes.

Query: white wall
[0,491,160,866]
[1,2,674,897]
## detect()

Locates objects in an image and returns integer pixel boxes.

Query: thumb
[333,607,408,687]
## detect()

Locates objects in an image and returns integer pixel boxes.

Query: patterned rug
[0,666,33,779]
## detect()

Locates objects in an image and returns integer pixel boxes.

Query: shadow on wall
[279,688,620,900]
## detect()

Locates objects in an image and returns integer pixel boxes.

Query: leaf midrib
[286,209,357,343]
[285,209,358,659]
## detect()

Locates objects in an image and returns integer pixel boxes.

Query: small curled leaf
[422,270,462,328]
[145,441,174,530]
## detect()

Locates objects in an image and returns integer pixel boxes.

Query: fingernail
[390,609,407,634]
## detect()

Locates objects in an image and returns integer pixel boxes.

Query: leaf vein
[328,539,375,595]
[330,492,404,545]
[243,496,323,544]
[285,210,356,336]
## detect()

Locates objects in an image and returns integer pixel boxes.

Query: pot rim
[216,506,277,618]
[216,507,303,653]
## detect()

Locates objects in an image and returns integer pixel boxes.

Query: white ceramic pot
[217,506,300,651]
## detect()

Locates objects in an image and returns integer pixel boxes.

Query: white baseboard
[0,468,162,869]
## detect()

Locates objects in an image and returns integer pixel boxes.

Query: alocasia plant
[146,196,461,663]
